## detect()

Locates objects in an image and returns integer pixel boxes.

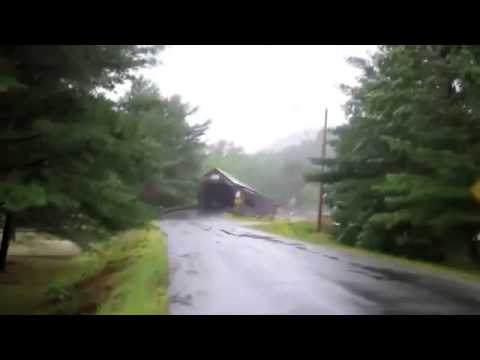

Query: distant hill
[265,129,319,152]
[263,128,336,158]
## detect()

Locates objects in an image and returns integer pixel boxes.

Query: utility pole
[317,108,328,232]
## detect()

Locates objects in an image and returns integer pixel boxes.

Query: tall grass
[97,228,169,315]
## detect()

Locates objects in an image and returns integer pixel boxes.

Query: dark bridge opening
[199,182,235,211]
[198,168,277,216]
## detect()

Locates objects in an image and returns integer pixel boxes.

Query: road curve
[160,213,480,315]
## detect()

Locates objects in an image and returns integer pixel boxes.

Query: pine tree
[307,46,480,264]
[118,77,209,208]
[0,46,161,270]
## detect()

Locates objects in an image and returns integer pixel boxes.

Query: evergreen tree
[307,46,480,263]
[0,46,161,270]
[119,77,209,208]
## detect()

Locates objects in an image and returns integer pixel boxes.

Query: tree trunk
[431,236,446,262]
[469,234,480,265]
[0,212,15,272]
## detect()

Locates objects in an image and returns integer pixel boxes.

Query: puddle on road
[349,269,384,280]
[339,272,480,314]
[219,228,325,255]
[187,221,213,232]
[241,234,277,241]
[171,293,193,306]
[348,262,417,282]
[220,229,275,241]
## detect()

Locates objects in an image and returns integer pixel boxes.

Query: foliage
[0,46,207,261]
[120,77,209,208]
[307,46,480,264]
[0,46,162,243]
[46,285,73,303]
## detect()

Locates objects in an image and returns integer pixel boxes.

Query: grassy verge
[249,218,480,283]
[0,226,169,315]
[224,212,275,222]
[96,227,169,315]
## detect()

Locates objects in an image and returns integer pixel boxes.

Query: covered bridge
[198,168,277,216]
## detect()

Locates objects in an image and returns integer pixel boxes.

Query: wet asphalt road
[160,213,480,315]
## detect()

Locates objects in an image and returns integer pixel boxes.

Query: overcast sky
[140,45,377,153]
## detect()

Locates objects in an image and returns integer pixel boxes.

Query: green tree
[0,46,161,270]
[202,140,246,174]
[119,77,209,208]
[307,46,480,264]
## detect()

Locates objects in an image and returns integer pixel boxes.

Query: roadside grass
[225,212,275,222]
[0,226,169,315]
[96,227,169,315]
[249,218,480,283]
